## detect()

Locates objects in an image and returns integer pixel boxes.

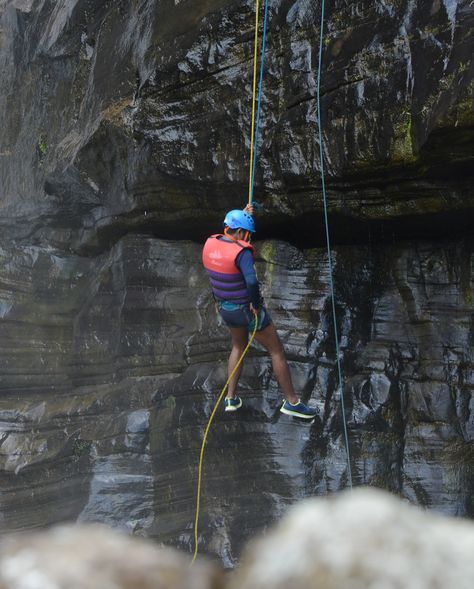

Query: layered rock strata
[0,0,472,250]
[1,235,474,564]
[0,0,473,566]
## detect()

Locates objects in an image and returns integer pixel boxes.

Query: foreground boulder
[230,488,474,589]
[0,525,222,589]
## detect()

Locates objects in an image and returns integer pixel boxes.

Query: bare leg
[227,327,249,398]
[254,322,299,404]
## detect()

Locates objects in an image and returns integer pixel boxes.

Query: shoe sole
[280,406,316,419]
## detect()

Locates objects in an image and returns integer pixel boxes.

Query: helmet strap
[224,226,239,241]
[224,227,250,243]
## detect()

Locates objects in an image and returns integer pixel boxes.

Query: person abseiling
[202,205,317,419]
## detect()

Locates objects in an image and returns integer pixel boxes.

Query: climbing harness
[191,312,259,564]
[192,2,269,562]
[316,0,353,488]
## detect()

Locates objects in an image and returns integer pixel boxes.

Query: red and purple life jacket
[202,234,256,304]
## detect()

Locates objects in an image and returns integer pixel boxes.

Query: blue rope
[316,0,353,489]
[249,0,269,205]
[246,0,353,487]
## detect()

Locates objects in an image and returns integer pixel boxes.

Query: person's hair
[225,227,241,235]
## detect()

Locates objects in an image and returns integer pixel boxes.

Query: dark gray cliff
[1,0,473,248]
[0,0,473,566]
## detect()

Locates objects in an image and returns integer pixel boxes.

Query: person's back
[202,233,256,306]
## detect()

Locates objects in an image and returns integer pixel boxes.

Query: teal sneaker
[224,396,243,412]
[280,399,316,419]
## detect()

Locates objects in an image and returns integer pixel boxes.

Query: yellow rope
[191,313,259,564]
[191,0,262,564]
[248,0,261,204]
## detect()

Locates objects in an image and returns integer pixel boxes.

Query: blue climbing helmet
[223,209,255,233]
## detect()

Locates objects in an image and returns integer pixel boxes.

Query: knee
[269,345,286,360]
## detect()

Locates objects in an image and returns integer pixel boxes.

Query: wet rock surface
[0,0,472,249]
[0,0,473,567]
[1,235,474,564]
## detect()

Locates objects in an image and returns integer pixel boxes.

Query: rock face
[0,0,473,567]
[1,235,474,564]
[0,0,472,248]
[230,487,474,589]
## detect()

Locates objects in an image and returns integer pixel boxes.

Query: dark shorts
[218,302,272,332]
